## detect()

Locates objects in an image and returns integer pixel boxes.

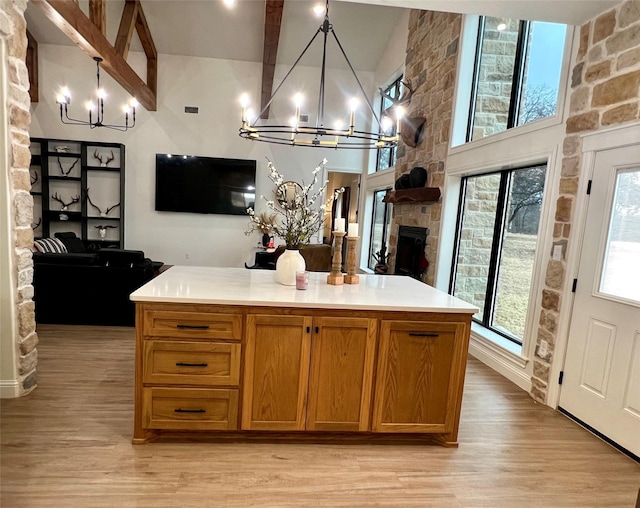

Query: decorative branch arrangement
[94,224,117,239]
[31,218,41,230]
[85,188,120,217]
[93,149,115,167]
[51,192,80,211]
[30,170,38,186]
[57,156,79,176]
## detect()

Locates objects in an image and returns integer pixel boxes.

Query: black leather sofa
[33,236,157,326]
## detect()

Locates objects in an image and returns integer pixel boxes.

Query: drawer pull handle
[408,332,439,337]
[175,362,208,367]
[174,408,206,413]
[176,324,210,330]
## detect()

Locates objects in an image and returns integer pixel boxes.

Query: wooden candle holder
[327,231,345,285]
[344,236,359,284]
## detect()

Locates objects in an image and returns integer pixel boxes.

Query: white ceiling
[25,0,622,72]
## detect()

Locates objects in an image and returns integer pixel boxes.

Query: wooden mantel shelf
[383,187,441,204]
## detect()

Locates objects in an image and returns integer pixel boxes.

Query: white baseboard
[0,380,20,398]
[469,335,532,393]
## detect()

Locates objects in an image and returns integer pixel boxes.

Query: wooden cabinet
[372,320,469,439]
[242,314,312,431]
[306,317,377,432]
[135,305,243,441]
[242,314,377,432]
[134,300,472,446]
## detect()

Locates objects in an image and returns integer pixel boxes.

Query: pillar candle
[334,218,345,232]
[348,222,359,237]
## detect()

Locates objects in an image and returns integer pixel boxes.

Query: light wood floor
[1,325,638,507]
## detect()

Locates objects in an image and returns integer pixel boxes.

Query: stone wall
[530,0,640,402]
[1,0,37,395]
[390,9,462,285]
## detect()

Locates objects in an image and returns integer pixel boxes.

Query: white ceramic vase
[275,249,306,286]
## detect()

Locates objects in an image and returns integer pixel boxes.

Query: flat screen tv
[155,154,256,215]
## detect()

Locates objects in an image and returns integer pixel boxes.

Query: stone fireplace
[394,226,429,280]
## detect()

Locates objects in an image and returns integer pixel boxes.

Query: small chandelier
[56,57,138,132]
[239,0,403,149]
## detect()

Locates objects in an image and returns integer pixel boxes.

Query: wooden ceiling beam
[26,30,38,103]
[260,0,284,119]
[114,0,138,59]
[89,0,106,37]
[32,0,157,111]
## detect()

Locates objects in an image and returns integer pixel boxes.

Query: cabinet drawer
[143,341,241,386]
[143,387,239,430]
[142,310,242,340]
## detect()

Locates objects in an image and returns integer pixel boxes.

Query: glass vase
[275,249,306,286]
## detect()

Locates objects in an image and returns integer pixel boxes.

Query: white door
[559,144,640,457]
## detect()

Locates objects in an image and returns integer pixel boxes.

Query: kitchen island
[130,266,478,446]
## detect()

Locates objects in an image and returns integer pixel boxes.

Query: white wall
[30,45,374,267]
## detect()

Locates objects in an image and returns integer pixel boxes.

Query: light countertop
[131,266,478,314]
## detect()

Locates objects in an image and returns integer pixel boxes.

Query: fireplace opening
[395,226,429,280]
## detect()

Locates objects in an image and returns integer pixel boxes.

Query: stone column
[1,0,37,396]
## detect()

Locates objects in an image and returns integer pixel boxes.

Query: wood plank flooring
[1,324,638,507]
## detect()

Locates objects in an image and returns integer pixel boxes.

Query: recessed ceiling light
[223,0,236,8]
[313,4,325,16]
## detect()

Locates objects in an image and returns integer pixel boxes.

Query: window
[368,188,392,270]
[467,17,567,142]
[450,164,546,344]
[375,76,403,172]
[600,168,640,304]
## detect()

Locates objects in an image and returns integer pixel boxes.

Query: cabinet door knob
[176,324,210,330]
[408,332,439,337]
[315,326,319,334]
[175,362,208,367]
[306,326,311,334]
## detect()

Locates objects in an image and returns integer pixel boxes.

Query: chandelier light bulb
[239,93,250,108]
[334,120,343,130]
[294,93,304,107]
[122,104,131,114]
[129,97,139,109]
[97,88,107,100]
[289,116,298,128]
[85,101,95,112]
[223,0,236,7]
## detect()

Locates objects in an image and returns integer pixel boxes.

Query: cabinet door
[372,320,468,434]
[242,314,312,431]
[306,317,377,432]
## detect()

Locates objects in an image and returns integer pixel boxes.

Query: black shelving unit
[30,138,125,249]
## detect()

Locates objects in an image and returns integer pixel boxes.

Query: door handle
[174,408,206,413]
[175,362,208,367]
[176,324,210,330]
[408,332,439,337]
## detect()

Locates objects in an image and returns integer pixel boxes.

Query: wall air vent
[184,106,199,114]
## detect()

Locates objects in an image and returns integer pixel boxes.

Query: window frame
[367,188,392,270]
[466,17,558,143]
[449,164,546,345]
[375,75,404,172]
